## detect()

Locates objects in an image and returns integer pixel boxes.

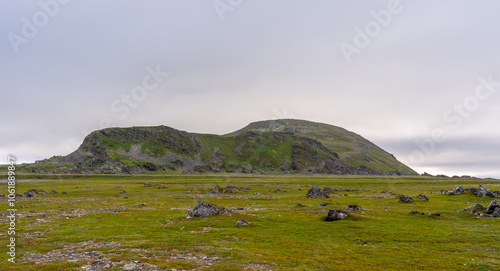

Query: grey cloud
[1,1,499,177]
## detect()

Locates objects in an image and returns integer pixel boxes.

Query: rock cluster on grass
[347,204,362,211]
[409,210,440,216]
[399,195,414,203]
[208,185,246,194]
[417,194,429,201]
[440,185,499,198]
[306,185,331,198]
[468,200,500,218]
[319,202,331,207]
[23,189,47,198]
[467,185,500,198]
[325,209,348,221]
[440,186,464,196]
[186,200,233,219]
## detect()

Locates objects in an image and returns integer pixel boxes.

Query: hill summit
[35,119,416,175]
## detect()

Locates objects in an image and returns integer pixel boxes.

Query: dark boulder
[409,210,425,215]
[323,187,336,193]
[440,186,464,196]
[399,195,414,203]
[449,186,464,196]
[492,207,500,218]
[236,220,251,226]
[417,194,429,201]
[186,200,232,219]
[486,200,499,214]
[325,209,348,221]
[306,185,331,198]
[347,204,362,211]
[208,186,222,194]
[469,210,481,216]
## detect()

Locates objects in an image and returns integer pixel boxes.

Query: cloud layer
[1,0,499,178]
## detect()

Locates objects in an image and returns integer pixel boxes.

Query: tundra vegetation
[0,174,498,270]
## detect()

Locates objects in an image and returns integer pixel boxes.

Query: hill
[31,119,417,175]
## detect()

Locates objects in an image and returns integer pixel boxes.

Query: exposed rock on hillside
[33,119,417,175]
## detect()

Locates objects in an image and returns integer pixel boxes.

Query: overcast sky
[2,0,499,178]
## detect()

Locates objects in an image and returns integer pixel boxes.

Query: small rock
[296,203,306,207]
[469,210,481,216]
[417,194,429,201]
[144,183,153,187]
[61,191,67,194]
[119,191,127,194]
[399,195,414,203]
[409,210,424,215]
[464,203,486,212]
[325,209,348,221]
[319,202,330,207]
[428,212,441,216]
[236,220,251,226]
[347,204,362,211]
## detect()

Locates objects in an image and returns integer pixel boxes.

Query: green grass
[0,174,498,270]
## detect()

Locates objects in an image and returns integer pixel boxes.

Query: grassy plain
[0,174,499,270]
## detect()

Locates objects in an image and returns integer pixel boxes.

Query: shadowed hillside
[31,119,417,175]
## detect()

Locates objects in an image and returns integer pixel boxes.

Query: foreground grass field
[1,174,499,270]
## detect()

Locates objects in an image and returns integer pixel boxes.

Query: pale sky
[1,0,500,178]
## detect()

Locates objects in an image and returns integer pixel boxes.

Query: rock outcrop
[325,209,349,221]
[306,185,331,198]
[186,200,232,219]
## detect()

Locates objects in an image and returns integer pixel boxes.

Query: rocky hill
[33,119,417,175]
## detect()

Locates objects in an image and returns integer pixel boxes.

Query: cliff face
[36,119,417,175]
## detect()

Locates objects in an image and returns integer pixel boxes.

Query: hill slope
[33,119,417,175]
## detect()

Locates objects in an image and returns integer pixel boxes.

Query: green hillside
[29,119,416,175]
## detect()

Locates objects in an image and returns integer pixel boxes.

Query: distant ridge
[31,119,417,175]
